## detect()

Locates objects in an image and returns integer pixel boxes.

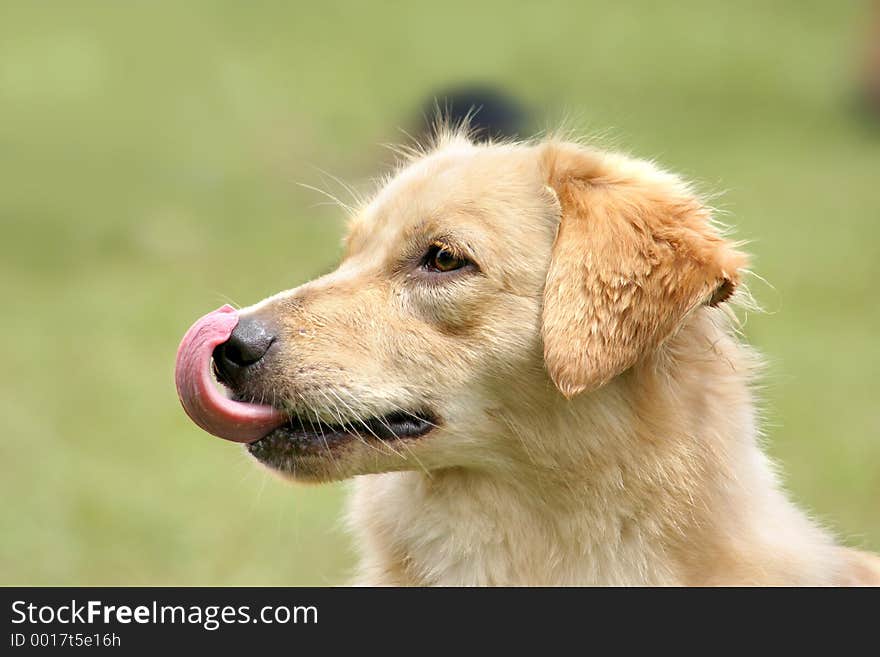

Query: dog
[175,128,880,585]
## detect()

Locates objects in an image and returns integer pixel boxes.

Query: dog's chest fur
[349,470,681,585]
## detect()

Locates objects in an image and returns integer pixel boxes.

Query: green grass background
[1,1,877,585]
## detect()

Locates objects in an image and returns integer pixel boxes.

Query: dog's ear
[540,143,748,398]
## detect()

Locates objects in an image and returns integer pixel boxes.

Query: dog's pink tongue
[175,305,286,443]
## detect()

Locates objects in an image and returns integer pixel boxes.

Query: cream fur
[238,131,879,586]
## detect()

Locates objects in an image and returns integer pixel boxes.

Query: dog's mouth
[247,409,438,458]
[175,305,439,453]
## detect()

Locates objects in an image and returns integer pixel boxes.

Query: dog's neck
[348,310,839,585]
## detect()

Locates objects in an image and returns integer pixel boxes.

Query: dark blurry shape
[418,85,529,142]
[858,2,880,119]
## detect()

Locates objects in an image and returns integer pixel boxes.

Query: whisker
[336,388,431,477]
[296,391,339,472]
[210,292,241,310]
[380,398,441,429]
[295,182,357,216]
[315,389,385,455]
[310,407,342,475]
[327,389,405,459]
[309,165,368,209]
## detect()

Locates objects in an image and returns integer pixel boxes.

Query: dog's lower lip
[248,410,438,451]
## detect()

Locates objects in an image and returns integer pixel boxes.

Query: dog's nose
[212,315,276,386]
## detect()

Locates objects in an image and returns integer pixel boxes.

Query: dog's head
[175,135,747,481]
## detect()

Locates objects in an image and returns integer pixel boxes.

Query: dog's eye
[424,243,468,273]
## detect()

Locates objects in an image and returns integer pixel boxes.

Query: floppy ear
[540,143,748,398]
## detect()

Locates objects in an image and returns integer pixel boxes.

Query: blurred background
[2,1,878,585]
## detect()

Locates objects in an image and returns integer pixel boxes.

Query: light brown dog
[189,130,880,585]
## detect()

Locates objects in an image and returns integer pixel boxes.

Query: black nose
[212,315,276,387]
